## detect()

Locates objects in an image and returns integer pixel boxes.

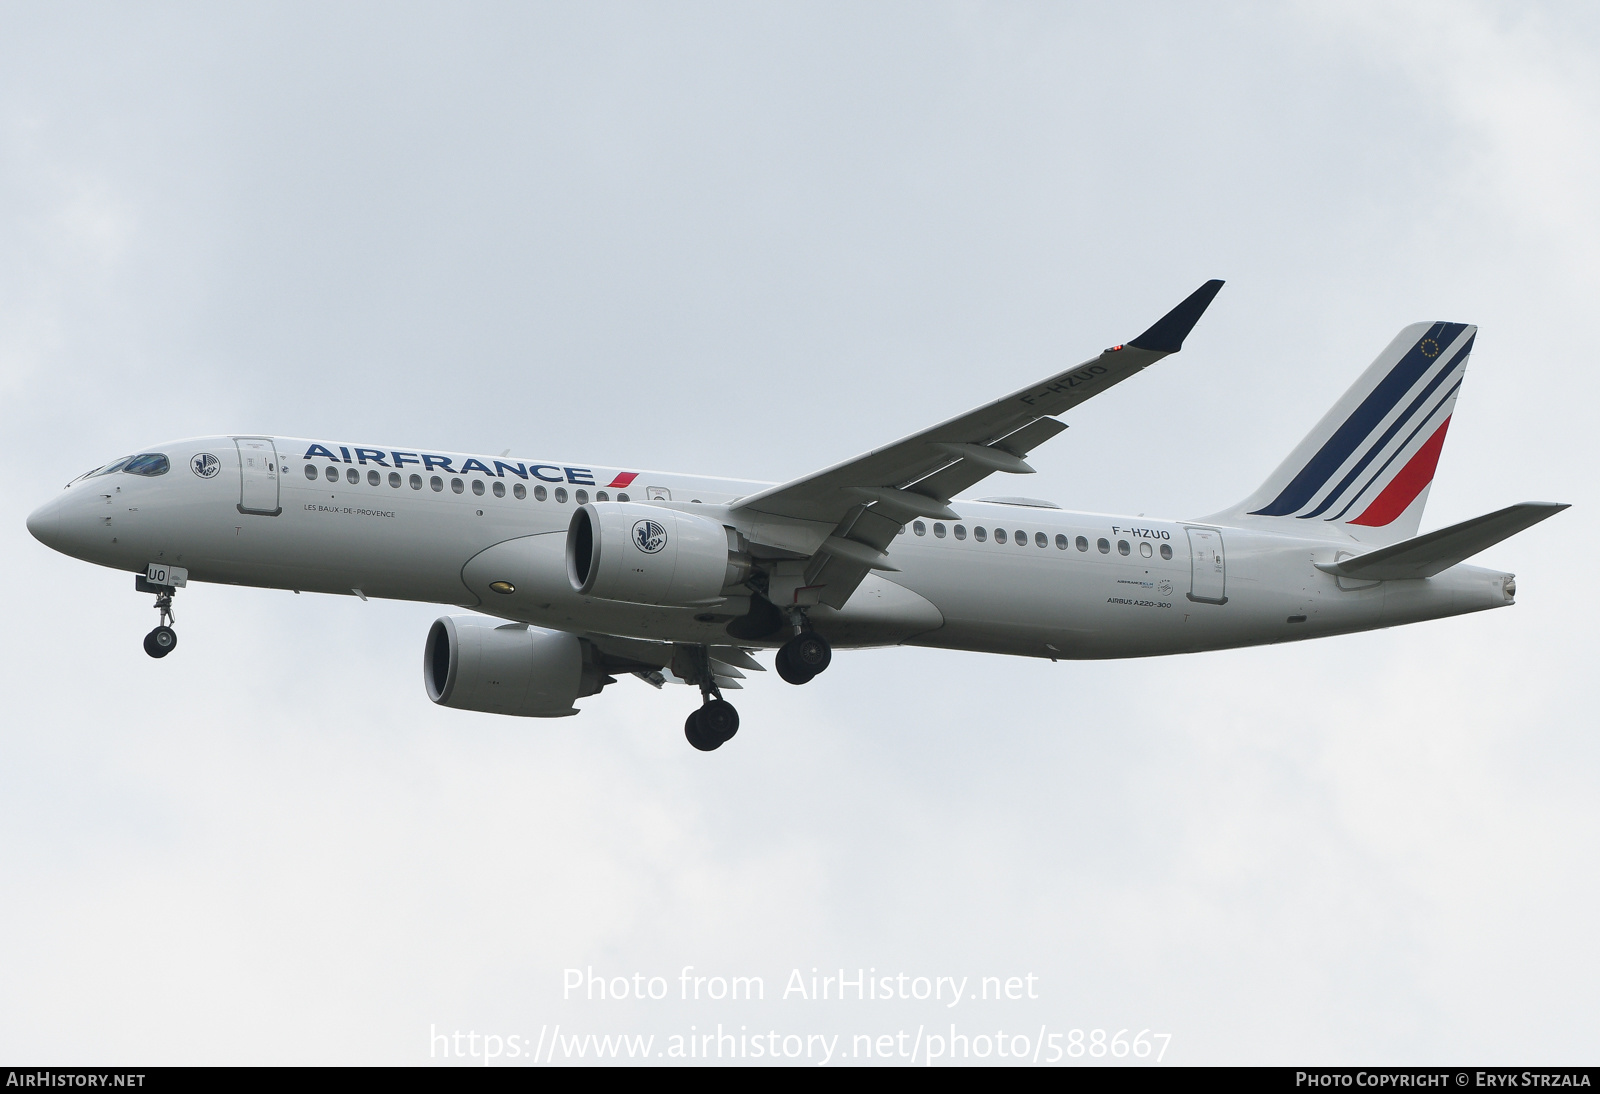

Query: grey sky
[1,2,1595,1064]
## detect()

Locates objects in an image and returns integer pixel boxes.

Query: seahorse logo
[632,519,667,554]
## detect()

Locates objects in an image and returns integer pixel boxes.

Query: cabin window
[430,476,443,492]
[913,521,926,536]
[617,492,630,503]
[994,528,1007,544]
[451,478,464,494]
[575,489,589,504]
[1035,532,1048,548]
[534,485,547,501]
[304,465,318,481]
[1097,538,1110,554]
[325,466,339,483]
[471,479,485,496]
[513,483,526,499]
[555,487,568,503]
[367,470,380,486]
[596,490,609,502]
[346,468,359,484]
[389,472,401,488]
[933,523,946,538]
[492,481,505,498]
[410,474,423,490]
[1014,530,1027,546]
[1117,540,1131,556]
[954,524,967,540]
[1140,541,1153,558]
[974,526,987,542]
[1160,543,1173,560]
[1077,536,1089,552]
[1056,534,1069,550]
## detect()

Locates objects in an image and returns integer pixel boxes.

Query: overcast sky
[2,1,1596,1066]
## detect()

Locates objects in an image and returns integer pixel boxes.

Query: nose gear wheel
[144,625,177,658]
[141,579,179,659]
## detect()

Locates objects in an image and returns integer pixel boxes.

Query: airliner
[26,281,1566,750]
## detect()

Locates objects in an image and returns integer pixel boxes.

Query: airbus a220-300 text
[27,281,1567,750]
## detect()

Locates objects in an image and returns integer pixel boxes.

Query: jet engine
[423,614,607,718]
[566,501,750,607]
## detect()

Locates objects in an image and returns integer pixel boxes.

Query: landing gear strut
[775,611,831,685]
[140,580,178,659]
[681,646,740,751]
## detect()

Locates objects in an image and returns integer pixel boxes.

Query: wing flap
[910,416,1069,503]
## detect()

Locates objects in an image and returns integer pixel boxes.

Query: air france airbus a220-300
[27,281,1568,750]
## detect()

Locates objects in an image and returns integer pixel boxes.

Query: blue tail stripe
[1249,322,1468,517]
[1297,335,1473,519]
[1326,377,1463,522]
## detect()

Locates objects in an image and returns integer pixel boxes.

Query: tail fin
[1208,322,1476,545]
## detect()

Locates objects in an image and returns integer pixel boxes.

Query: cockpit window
[89,456,135,478]
[122,453,170,477]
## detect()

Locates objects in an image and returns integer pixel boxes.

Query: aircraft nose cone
[27,497,63,550]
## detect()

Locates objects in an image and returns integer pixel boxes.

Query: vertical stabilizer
[1207,322,1476,545]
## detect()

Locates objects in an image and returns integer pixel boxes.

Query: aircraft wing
[731,279,1224,608]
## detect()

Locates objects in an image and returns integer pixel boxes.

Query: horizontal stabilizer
[1316,502,1569,580]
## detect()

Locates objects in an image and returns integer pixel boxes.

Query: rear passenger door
[1184,527,1226,604]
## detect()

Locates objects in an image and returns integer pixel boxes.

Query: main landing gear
[675,615,833,751]
[138,577,178,658]
[680,645,741,752]
[775,612,832,686]
[685,698,740,752]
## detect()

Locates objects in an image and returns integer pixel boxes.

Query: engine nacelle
[424,615,603,718]
[566,501,749,607]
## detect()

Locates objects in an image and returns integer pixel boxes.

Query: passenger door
[235,437,282,516]
[1185,527,1227,604]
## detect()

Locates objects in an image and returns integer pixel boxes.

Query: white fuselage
[27,435,1514,661]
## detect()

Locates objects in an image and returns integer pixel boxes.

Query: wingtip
[1127,278,1225,354]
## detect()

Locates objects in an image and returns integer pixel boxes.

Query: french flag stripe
[1348,417,1452,527]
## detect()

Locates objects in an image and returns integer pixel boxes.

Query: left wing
[732,279,1224,608]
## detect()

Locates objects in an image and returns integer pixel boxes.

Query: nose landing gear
[137,576,178,659]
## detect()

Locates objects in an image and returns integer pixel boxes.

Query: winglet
[1128,279,1225,353]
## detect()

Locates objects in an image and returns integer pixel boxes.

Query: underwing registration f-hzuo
[27,281,1567,750]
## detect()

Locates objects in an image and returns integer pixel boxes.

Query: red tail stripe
[1348,417,1451,527]
[605,472,638,489]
